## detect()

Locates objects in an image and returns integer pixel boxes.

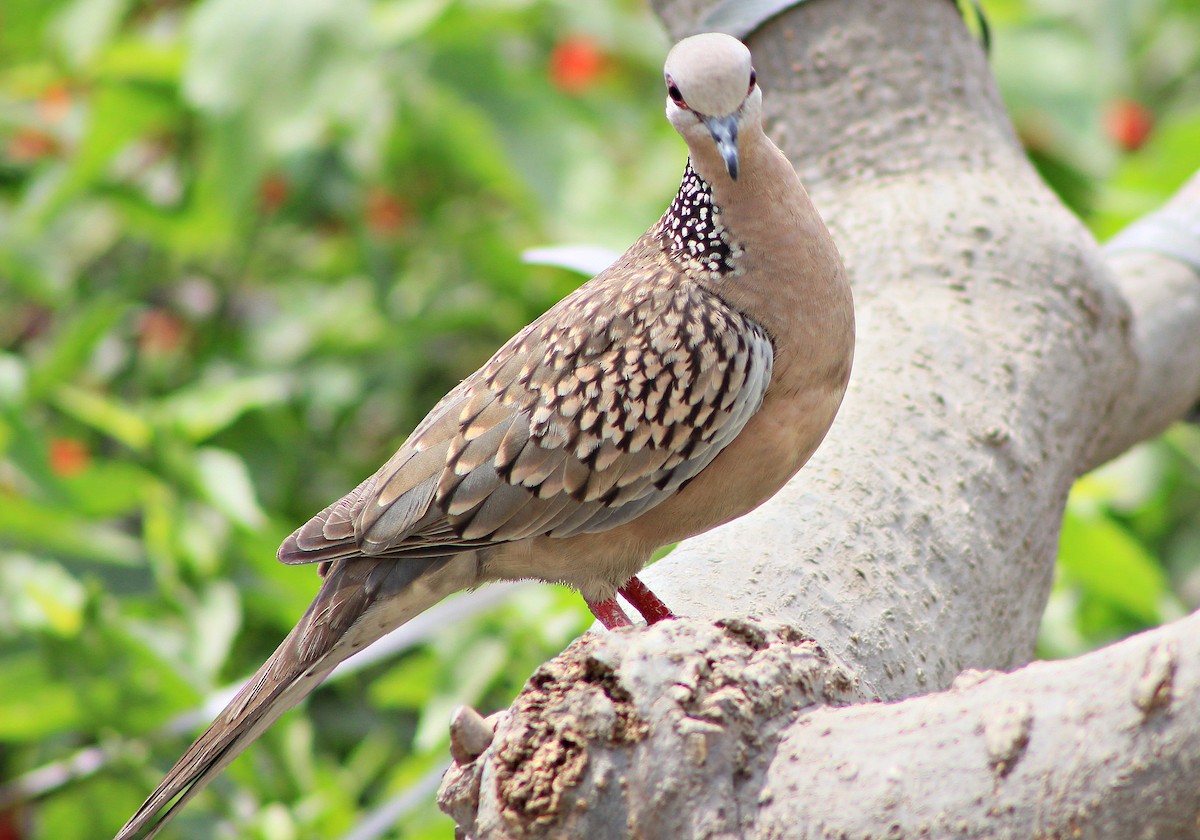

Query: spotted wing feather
[279,247,773,565]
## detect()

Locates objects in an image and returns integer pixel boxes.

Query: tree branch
[1087,169,1200,468]
[442,612,1200,838]
[754,611,1200,838]
[440,619,865,838]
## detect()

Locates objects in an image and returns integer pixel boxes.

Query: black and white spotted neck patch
[653,160,744,280]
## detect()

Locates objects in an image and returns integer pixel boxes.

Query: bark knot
[982,698,1034,778]
[488,641,648,832]
[1132,640,1177,719]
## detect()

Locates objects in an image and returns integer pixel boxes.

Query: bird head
[663,33,761,182]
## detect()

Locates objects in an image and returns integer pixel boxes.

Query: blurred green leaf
[372,0,452,42]
[0,652,82,739]
[26,299,129,398]
[1056,505,1172,625]
[93,38,186,83]
[0,553,87,636]
[52,384,153,452]
[0,495,142,565]
[50,0,135,68]
[61,459,157,517]
[155,374,292,442]
[188,579,242,682]
[194,447,268,528]
[369,648,439,710]
[0,352,30,404]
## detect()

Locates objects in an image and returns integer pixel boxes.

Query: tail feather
[116,553,478,839]
[117,663,332,840]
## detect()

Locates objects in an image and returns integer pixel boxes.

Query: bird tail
[115,553,478,840]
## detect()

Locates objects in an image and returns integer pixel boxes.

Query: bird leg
[587,597,634,629]
[618,575,676,624]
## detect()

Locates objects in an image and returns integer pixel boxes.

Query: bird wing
[279,259,773,564]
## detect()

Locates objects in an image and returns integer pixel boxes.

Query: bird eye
[666,76,688,109]
[748,69,757,93]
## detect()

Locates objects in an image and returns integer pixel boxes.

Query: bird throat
[654,160,744,280]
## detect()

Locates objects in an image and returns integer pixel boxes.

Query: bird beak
[702,114,740,181]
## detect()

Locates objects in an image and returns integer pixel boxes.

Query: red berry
[137,309,187,357]
[39,82,72,123]
[1104,98,1153,152]
[365,188,408,236]
[7,128,59,162]
[550,36,606,95]
[258,174,289,213]
[49,438,90,477]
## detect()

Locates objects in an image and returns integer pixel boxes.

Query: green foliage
[1,0,663,836]
[0,0,1197,837]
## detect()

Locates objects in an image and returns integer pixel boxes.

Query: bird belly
[477,531,654,603]
[627,381,845,547]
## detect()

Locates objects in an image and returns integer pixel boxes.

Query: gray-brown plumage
[116,32,854,839]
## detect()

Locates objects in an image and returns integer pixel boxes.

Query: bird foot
[619,575,676,624]
[586,576,676,629]
[587,596,634,629]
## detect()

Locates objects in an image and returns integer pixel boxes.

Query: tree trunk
[438,0,1200,836]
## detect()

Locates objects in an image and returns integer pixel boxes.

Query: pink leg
[587,597,633,629]
[619,575,676,624]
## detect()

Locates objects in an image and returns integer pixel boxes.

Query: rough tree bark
[438,1,1200,836]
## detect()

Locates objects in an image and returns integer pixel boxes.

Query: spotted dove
[115,32,854,839]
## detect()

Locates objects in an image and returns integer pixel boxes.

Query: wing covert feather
[280,255,774,565]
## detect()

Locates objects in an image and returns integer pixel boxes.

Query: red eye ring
[666,75,689,109]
